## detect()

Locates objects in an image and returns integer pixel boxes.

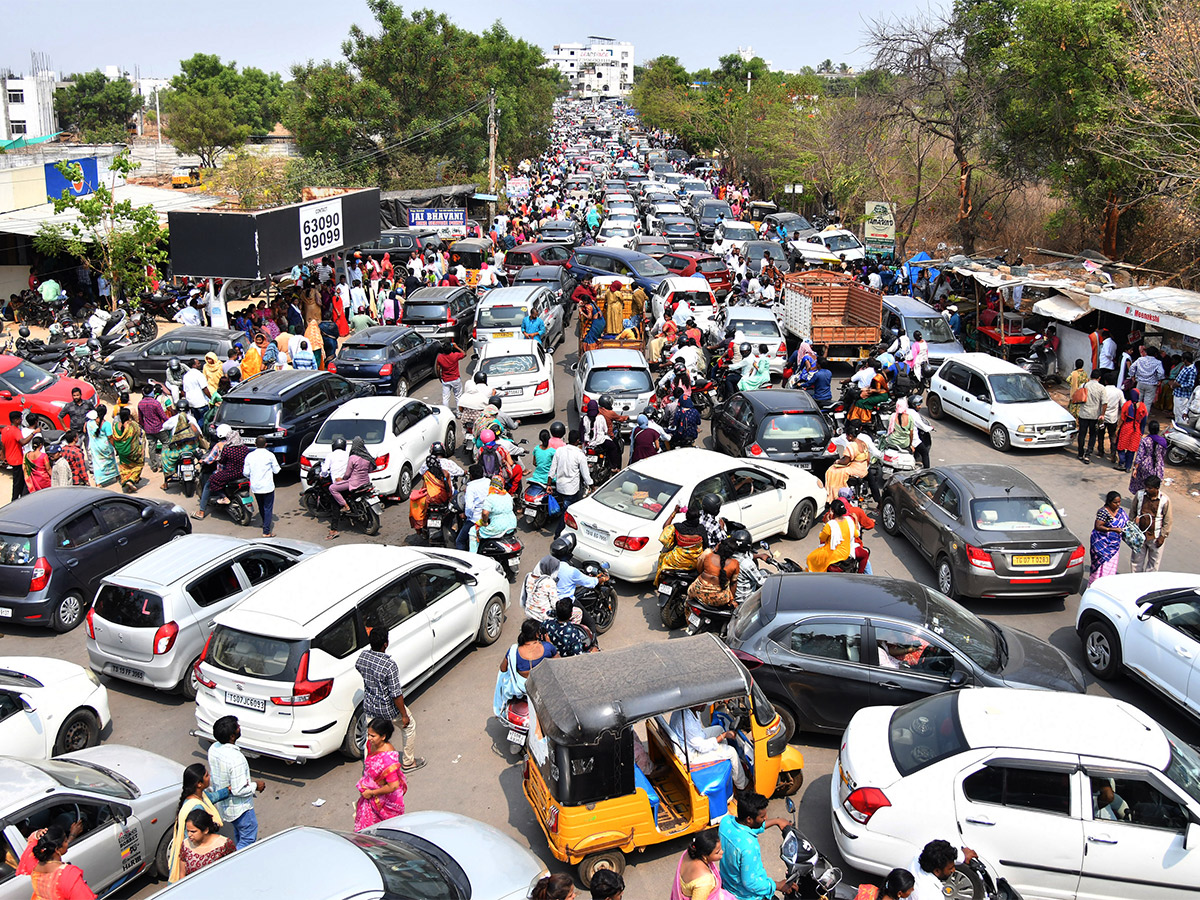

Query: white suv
[193,544,509,762]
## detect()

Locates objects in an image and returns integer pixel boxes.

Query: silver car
[0,746,183,900]
[147,811,548,900]
[473,285,565,349]
[86,534,323,699]
[572,348,655,435]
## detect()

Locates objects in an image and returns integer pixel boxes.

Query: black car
[724,573,1086,741]
[212,370,373,467]
[105,327,249,388]
[764,211,815,241]
[353,228,445,262]
[0,487,190,632]
[743,240,792,275]
[633,235,672,259]
[511,266,571,322]
[538,221,581,247]
[879,464,1085,600]
[564,247,670,295]
[328,326,440,397]
[401,286,477,347]
[712,390,837,474]
[660,217,700,250]
[694,199,733,243]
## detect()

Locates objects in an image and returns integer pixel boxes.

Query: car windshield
[601,227,635,238]
[1163,726,1200,807]
[971,497,1062,531]
[480,355,538,376]
[824,233,861,252]
[346,832,463,900]
[0,533,34,565]
[629,257,669,277]
[922,587,1000,672]
[988,373,1050,403]
[218,400,279,428]
[697,259,727,274]
[665,223,695,234]
[477,305,528,327]
[670,291,714,308]
[593,470,680,520]
[757,413,826,447]
[340,344,389,362]
[94,584,164,628]
[0,361,54,394]
[888,692,968,777]
[28,758,134,800]
[584,367,653,395]
[316,418,387,445]
[750,245,785,261]
[700,204,732,220]
[906,315,955,344]
[731,318,781,338]
[208,626,303,681]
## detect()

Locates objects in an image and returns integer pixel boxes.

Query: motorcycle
[72,352,131,403]
[499,696,531,754]
[657,568,697,630]
[1167,420,1200,466]
[574,560,617,633]
[681,551,803,635]
[126,308,158,342]
[477,530,523,583]
[424,476,465,547]
[162,446,201,498]
[521,481,563,530]
[1016,338,1059,384]
[216,477,256,526]
[300,469,383,536]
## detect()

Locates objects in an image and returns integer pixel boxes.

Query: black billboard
[168,188,381,278]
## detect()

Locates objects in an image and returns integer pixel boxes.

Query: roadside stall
[1090,286,1200,358]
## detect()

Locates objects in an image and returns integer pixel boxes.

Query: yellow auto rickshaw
[171,165,201,189]
[448,237,492,288]
[746,200,778,230]
[522,635,804,886]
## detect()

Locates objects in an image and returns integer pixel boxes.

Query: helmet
[168,357,182,373]
[550,534,577,561]
[673,359,686,373]
[599,394,614,410]
[87,338,100,351]
[332,437,347,451]
[739,342,752,358]
[550,421,566,439]
[48,323,61,338]
[701,493,722,515]
[18,326,29,338]
[480,428,497,444]
[429,441,447,458]
[175,398,190,412]
[474,371,488,385]
[730,529,752,553]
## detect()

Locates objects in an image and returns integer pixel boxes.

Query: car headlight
[1016,425,1033,433]
[85,668,101,686]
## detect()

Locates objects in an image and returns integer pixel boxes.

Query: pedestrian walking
[1130,476,1171,573]
[206,716,265,849]
[1129,420,1168,494]
[168,763,223,882]
[244,436,281,537]
[1173,354,1196,423]
[354,625,425,772]
[435,341,466,408]
[1076,370,1106,464]
[137,388,169,472]
[354,717,408,831]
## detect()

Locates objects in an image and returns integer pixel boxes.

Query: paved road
[3,332,1199,900]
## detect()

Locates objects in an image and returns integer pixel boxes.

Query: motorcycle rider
[547,420,567,449]
[158,398,202,490]
[729,529,770,605]
[799,356,834,408]
[654,504,708,587]
[549,533,609,605]
[410,441,464,538]
[724,342,753,398]
[320,437,350,483]
[164,357,185,404]
[909,840,978,900]
[718,792,796,900]
[328,437,374,539]
[698,492,728,548]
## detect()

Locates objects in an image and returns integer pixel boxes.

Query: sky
[5,0,906,80]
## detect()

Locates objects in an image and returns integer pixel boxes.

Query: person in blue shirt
[522,309,547,345]
[801,357,833,406]
[718,793,796,900]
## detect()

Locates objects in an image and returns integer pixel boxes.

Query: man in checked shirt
[355,625,425,771]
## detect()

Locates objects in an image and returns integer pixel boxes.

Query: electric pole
[487,88,497,224]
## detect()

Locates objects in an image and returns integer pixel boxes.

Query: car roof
[510,242,562,253]
[883,296,944,316]
[726,306,779,322]
[946,352,1032,375]
[661,276,713,291]
[577,246,648,262]
[480,285,546,305]
[515,266,563,280]
[406,287,463,301]
[667,251,718,261]
[955,689,1170,768]
[582,348,649,368]
[0,486,126,531]
[343,326,417,344]
[320,396,414,419]
[156,326,245,341]
[630,447,747,481]
[741,389,821,413]
[102,534,259,588]
[766,573,929,619]
[479,338,541,359]
[0,758,58,809]
[937,464,1044,498]
[224,369,325,399]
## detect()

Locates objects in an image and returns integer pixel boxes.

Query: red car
[659,251,733,299]
[0,355,97,430]
[502,241,572,284]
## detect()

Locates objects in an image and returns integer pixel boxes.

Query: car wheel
[926,393,944,420]
[1083,618,1121,679]
[936,556,958,599]
[153,828,173,880]
[444,422,457,454]
[54,709,99,755]
[398,465,413,499]
[774,703,799,745]
[944,862,987,900]
[788,499,817,540]
[880,498,899,535]
[477,594,505,646]
[179,655,202,700]
[32,415,56,432]
[1168,445,1189,466]
[340,706,365,760]
[578,850,625,889]
[51,592,86,633]
[394,375,410,398]
[990,424,1011,452]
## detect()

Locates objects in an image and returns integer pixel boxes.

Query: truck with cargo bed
[778,271,882,363]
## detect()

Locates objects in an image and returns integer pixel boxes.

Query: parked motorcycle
[300,469,383,535]
[1016,336,1059,384]
[1167,420,1200,466]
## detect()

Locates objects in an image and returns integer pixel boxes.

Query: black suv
[400,286,476,347]
[712,389,837,474]
[212,371,373,467]
[106,327,249,389]
[353,228,445,262]
[329,326,440,397]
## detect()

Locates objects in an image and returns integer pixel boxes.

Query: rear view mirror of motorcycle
[785,797,796,815]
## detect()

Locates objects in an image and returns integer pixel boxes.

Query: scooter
[658,568,697,630]
[521,481,563,530]
[499,696,530,753]
[217,478,256,526]
[1167,420,1200,466]
[424,476,465,547]
[478,530,523,582]
[162,446,201,498]
[300,470,383,535]
[1016,338,1059,384]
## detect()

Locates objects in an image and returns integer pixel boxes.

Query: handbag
[1121,520,1146,553]
[1071,384,1089,404]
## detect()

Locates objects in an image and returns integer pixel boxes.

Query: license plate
[0,607,11,618]
[497,388,521,396]
[687,612,701,628]
[109,664,144,680]
[225,691,266,712]
[507,729,526,745]
[368,498,383,511]
[494,332,514,339]
[240,495,254,506]
[180,465,195,478]
[798,462,812,470]
[524,510,537,521]
[1013,555,1051,566]
[584,524,609,542]
[416,326,435,333]
[427,516,442,529]
[657,583,672,595]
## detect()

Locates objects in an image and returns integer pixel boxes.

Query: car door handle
[878,681,902,689]
[965,816,995,826]
[1087,835,1118,845]
[780,663,805,673]
[1176,645,1194,659]
[66,559,79,567]
[117,538,128,546]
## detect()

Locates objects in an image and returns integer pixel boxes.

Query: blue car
[329,325,440,397]
[564,246,670,294]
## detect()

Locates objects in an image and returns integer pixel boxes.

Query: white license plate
[427,516,442,529]
[507,729,526,745]
[497,388,521,397]
[0,607,11,618]
[584,525,608,542]
[180,465,195,478]
[524,510,537,520]
[657,583,672,595]
[110,664,144,680]
[416,326,435,333]
[798,462,812,470]
[225,691,266,712]
[687,612,701,628]
[367,498,383,511]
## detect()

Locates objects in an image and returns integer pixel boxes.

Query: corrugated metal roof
[0,183,223,239]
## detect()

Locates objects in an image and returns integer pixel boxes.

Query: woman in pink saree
[354,717,408,832]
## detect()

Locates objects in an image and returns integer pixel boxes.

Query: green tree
[54,70,141,141]
[163,93,251,167]
[32,150,165,307]
[169,53,284,133]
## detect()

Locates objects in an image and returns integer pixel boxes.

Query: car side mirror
[1188,821,1200,852]
[19,695,35,713]
[462,574,478,586]
[140,506,155,521]
[977,395,988,403]
[946,671,969,690]
[0,391,11,401]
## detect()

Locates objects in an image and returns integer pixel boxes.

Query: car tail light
[446,315,456,327]
[85,608,95,640]
[731,649,764,670]
[564,512,577,531]
[615,535,648,551]
[1068,544,1085,568]
[327,362,337,374]
[826,442,837,454]
[395,308,403,321]
[29,558,51,592]
[844,787,891,824]
[965,543,995,571]
[153,621,179,655]
[373,454,389,471]
[749,443,764,456]
[473,326,477,340]
[535,380,550,395]
[300,455,312,468]
[271,651,333,706]
[194,634,216,689]
[778,342,787,355]
[378,363,392,376]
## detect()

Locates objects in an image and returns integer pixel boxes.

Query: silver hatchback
[572,347,655,435]
[86,534,322,699]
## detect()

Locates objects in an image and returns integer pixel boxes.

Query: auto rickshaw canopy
[527,634,752,744]
[449,237,492,264]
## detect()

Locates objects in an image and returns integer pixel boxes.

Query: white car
[712,220,759,253]
[301,396,456,499]
[1076,572,1200,718]
[832,688,1200,900]
[0,656,111,758]
[598,222,639,249]
[651,276,718,331]
[564,447,825,582]
[714,306,787,376]
[475,338,556,417]
[926,353,1077,451]
[194,544,510,762]
[808,227,865,262]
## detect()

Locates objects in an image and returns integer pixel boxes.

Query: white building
[0,70,57,141]
[545,37,634,98]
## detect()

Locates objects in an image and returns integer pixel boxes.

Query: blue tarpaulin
[906,251,941,288]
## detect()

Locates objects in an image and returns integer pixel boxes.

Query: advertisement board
[408,207,468,238]
[45,157,99,200]
[505,177,531,199]
[864,200,896,255]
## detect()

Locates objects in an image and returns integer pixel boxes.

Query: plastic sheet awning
[1089,286,1200,340]
[1033,290,1093,323]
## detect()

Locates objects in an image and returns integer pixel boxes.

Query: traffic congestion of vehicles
[3,93,1198,900]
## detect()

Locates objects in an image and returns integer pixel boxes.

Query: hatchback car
[500,241,571,283]
[537,221,580,247]
[400,286,477,347]
[572,348,655,430]
[712,390,836,474]
[0,657,111,758]
[712,307,787,375]
[564,448,825,583]
[105,327,249,390]
[474,285,564,349]
[659,251,732,298]
[650,277,718,330]
[475,339,556,417]
[633,235,672,259]
[213,370,372,468]
[927,353,1077,451]
[832,688,1200,900]
[694,200,733,243]
[880,464,1085,600]
[328,325,439,397]
[0,488,190,632]
[86,534,321,699]
[0,356,96,431]
[145,812,547,900]
[712,221,759,254]
[726,574,1085,742]
[658,216,701,251]
[352,228,443,262]
[0,746,182,898]
[597,222,639,250]
[743,241,792,275]
[194,544,509,762]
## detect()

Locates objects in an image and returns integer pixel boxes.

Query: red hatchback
[502,242,572,284]
[0,355,97,430]
[660,251,733,299]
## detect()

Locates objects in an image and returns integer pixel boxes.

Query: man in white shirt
[1098,329,1118,371]
[477,262,500,290]
[672,705,747,789]
[548,429,592,536]
[850,362,877,392]
[173,298,203,327]
[181,359,211,410]
[909,840,977,900]
[320,438,350,482]
[244,436,281,537]
[761,281,777,304]
[672,299,693,327]
[349,281,369,315]
[456,463,490,551]
[335,276,351,313]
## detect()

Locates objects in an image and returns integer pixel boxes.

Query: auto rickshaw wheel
[578,850,625,888]
[773,769,804,798]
